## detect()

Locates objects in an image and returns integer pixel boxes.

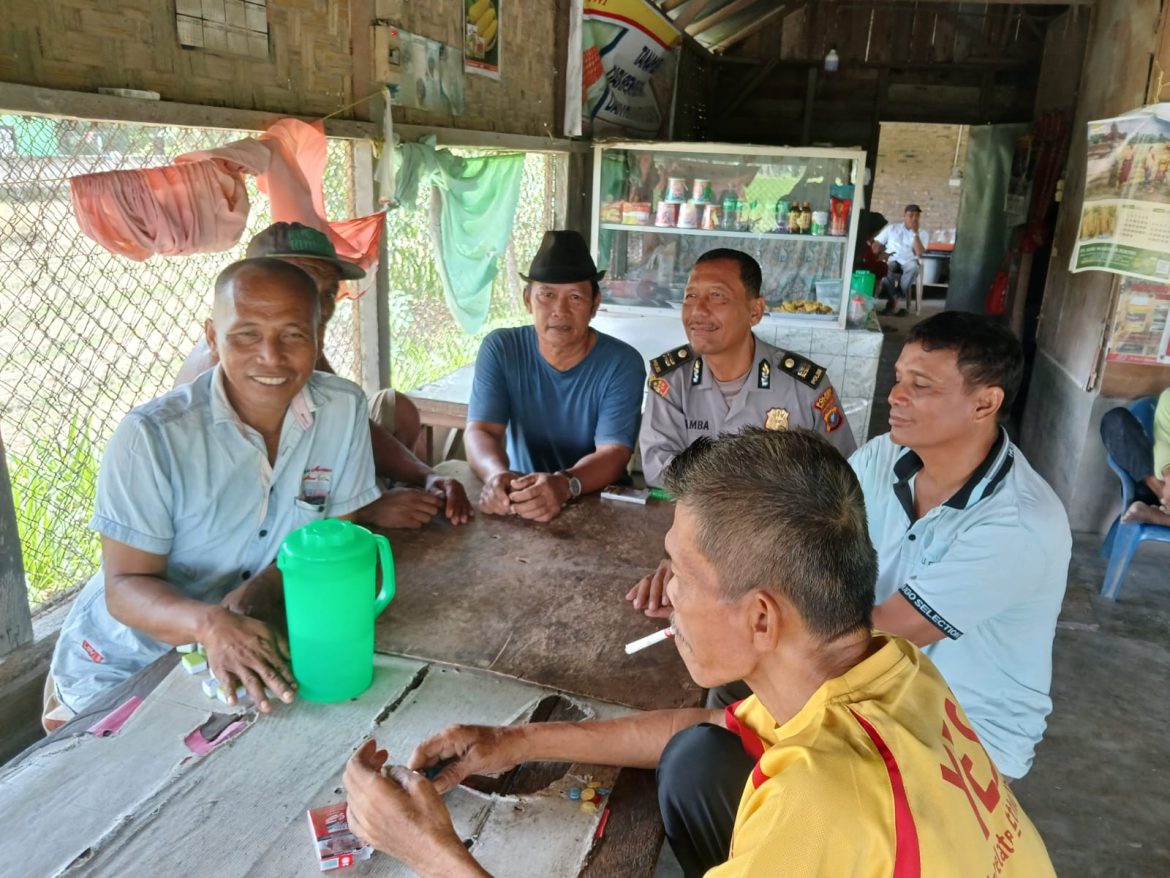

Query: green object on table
[277,519,395,703]
[648,488,674,502]
[850,269,876,298]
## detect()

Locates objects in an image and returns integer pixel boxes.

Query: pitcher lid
[277,518,373,565]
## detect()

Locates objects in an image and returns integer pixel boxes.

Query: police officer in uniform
[628,248,856,616]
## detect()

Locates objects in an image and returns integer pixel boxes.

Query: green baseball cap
[246,222,366,280]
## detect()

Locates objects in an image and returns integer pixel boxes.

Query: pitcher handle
[372,533,396,616]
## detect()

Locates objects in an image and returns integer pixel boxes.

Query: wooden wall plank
[0,428,33,659]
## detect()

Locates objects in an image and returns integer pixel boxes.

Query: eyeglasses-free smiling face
[207,268,321,425]
[681,259,764,357]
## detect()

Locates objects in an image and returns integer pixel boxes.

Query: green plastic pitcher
[277,519,395,702]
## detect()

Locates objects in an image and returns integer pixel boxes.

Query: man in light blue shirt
[466,231,645,522]
[46,258,381,726]
[850,312,1071,779]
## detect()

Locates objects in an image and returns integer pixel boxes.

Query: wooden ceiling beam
[688,0,763,36]
[710,3,790,52]
[675,0,719,31]
[660,0,692,12]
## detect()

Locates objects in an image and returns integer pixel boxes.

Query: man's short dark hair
[214,257,321,326]
[695,249,762,298]
[664,428,876,642]
[907,312,1024,409]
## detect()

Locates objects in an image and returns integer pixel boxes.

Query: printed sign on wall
[1072,104,1170,282]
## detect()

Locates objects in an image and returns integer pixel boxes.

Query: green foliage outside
[9,419,101,605]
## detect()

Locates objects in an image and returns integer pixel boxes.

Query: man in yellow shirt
[341,429,1056,878]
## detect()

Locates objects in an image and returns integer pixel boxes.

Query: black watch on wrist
[558,470,582,501]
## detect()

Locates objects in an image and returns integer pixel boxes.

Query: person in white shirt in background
[872,204,926,317]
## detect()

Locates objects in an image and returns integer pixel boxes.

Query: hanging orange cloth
[69,119,383,294]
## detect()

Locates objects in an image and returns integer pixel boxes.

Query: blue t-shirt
[468,326,646,474]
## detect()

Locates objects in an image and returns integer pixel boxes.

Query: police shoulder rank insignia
[764,407,789,431]
[778,352,826,389]
[649,376,671,397]
[691,357,704,385]
[650,345,694,377]
[757,359,771,389]
[814,387,843,432]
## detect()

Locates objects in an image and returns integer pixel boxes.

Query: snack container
[692,179,714,203]
[655,201,680,227]
[621,202,652,225]
[665,177,688,202]
[676,201,700,229]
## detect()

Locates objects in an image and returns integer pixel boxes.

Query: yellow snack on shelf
[469,0,491,21]
[476,5,496,31]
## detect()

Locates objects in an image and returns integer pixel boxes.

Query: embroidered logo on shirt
[82,639,105,663]
[301,466,333,505]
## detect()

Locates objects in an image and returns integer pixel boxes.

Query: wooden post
[801,65,818,145]
[0,427,33,659]
[352,140,391,394]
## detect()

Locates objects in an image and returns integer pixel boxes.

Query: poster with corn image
[464,0,501,78]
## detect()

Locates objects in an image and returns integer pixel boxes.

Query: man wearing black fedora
[466,230,645,521]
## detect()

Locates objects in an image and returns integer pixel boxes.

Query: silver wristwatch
[558,471,582,501]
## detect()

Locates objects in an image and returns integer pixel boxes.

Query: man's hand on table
[479,471,519,516]
[626,558,673,619]
[365,487,444,529]
[425,474,474,525]
[345,740,490,878]
[507,472,570,523]
[408,724,524,795]
[200,606,296,713]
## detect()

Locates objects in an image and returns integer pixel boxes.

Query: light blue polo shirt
[850,429,1071,779]
[468,325,646,474]
[51,367,382,712]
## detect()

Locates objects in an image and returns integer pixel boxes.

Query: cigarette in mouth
[624,627,674,655]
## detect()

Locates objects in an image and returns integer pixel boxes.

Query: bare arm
[411,707,724,793]
[102,538,296,709]
[871,593,947,647]
[465,420,511,482]
[565,443,634,495]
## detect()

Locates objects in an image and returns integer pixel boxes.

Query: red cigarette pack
[306,802,373,871]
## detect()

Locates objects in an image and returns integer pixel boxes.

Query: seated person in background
[177,222,470,528]
[44,259,382,730]
[872,204,926,317]
[466,230,645,522]
[342,429,1056,878]
[850,311,1072,781]
[1100,388,1170,525]
[629,247,855,616]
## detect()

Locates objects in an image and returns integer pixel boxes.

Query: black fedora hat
[519,230,606,284]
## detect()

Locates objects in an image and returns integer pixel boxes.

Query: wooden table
[410,364,475,465]
[376,462,694,713]
[2,464,695,877]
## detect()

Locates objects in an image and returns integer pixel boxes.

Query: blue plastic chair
[1099,395,1170,600]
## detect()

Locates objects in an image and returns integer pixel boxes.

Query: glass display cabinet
[590,141,867,329]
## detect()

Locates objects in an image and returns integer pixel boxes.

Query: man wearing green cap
[176,222,471,528]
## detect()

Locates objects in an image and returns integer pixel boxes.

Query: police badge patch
[764,407,790,431]
[649,376,670,397]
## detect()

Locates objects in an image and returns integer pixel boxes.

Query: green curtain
[395,136,525,333]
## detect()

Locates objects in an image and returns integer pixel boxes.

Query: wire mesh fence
[0,113,356,606]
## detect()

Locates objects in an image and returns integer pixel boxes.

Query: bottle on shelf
[787,200,802,235]
[719,187,739,231]
[775,198,790,233]
[799,201,812,234]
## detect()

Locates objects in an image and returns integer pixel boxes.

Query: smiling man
[850,311,1072,781]
[465,230,645,522]
[176,222,471,530]
[341,430,1055,878]
[44,258,382,729]
[629,248,854,617]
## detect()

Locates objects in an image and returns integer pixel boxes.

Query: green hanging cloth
[394,137,525,333]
